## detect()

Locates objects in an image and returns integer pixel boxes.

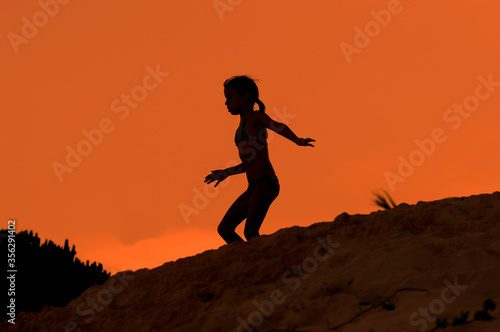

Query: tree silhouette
[1,229,110,322]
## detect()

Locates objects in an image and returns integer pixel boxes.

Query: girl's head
[223,75,266,114]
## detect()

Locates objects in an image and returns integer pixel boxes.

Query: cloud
[113,215,166,246]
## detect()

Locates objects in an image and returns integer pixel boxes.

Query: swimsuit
[234,112,277,194]
[234,111,266,145]
[246,175,280,195]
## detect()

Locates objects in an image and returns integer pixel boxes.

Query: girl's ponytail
[256,98,266,113]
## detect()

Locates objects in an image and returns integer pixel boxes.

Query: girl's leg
[244,179,280,241]
[217,190,252,244]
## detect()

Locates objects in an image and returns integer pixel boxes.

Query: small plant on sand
[371,189,397,210]
[433,299,496,330]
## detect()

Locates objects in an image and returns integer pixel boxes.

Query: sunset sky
[2,0,499,274]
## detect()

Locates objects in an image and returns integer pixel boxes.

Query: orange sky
[2,0,499,275]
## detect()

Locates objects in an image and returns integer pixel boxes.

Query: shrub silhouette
[372,189,397,210]
[1,229,110,321]
[433,299,496,330]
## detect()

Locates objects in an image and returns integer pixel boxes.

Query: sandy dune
[3,192,500,331]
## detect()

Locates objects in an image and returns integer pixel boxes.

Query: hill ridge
[3,191,500,331]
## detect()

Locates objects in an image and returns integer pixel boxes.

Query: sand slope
[3,192,500,332]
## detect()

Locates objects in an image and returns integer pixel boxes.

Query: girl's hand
[296,138,315,147]
[204,169,229,187]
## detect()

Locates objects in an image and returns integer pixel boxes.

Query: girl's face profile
[224,86,248,115]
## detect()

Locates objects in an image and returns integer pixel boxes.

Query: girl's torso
[235,111,276,182]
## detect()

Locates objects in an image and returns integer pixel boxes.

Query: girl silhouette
[205,76,315,244]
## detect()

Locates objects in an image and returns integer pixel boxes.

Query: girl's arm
[255,112,315,147]
[225,163,245,175]
[205,163,245,187]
